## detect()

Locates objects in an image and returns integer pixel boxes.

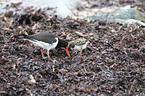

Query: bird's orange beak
[65,47,70,57]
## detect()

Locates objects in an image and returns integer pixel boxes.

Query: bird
[69,38,89,54]
[19,32,70,59]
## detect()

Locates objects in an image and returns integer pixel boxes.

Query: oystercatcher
[69,38,89,54]
[20,32,70,59]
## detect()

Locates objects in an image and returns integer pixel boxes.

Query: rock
[85,5,145,26]
[0,0,82,18]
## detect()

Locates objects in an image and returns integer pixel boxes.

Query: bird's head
[56,39,70,57]
[56,39,68,48]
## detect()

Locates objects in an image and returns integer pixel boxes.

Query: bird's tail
[17,35,29,40]
[17,35,25,39]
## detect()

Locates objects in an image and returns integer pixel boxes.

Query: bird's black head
[56,39,68,48]
[56,39,71,57]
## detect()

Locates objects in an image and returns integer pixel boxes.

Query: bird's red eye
[65,43,67,45]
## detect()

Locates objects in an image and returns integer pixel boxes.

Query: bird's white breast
[27,37,59,50]
[74,41,89,50]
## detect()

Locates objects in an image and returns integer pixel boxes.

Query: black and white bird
[19,32,70,59]
[69,38,89,54]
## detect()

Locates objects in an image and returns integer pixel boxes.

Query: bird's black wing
[26,32,58,44]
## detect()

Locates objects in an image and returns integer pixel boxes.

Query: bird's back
[26,32,57,44]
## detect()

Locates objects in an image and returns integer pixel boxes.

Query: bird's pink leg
[47,50,50,59]
[40,48,45,57]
